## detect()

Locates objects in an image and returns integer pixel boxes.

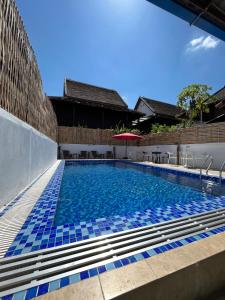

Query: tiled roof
[207,86,225,104]
[137,97,182,117]
[64,79,128,108]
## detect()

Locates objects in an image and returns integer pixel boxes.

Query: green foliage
[177,84,213,122]
[177,119,193,129]
[151,123,177,134]
[112,124,141,135]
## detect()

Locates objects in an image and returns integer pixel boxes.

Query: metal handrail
[200,155,213,178]
[219,160,225,183]
[206,158,213,175]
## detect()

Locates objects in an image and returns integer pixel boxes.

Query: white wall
[59,144,175,160]
[180,143,225,169]
[60,142,225,170]
[0,108,57,208]
[131,143,225,169]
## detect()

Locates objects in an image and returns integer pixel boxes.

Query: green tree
[177,84,213,123]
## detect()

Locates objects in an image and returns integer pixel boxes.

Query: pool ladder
[219,160,225,183]
[200,155,213,179]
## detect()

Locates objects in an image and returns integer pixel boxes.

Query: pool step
[1,208,225,297]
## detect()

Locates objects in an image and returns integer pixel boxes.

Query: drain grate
[1,208,225,297]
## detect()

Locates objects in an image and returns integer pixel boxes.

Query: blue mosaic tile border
[5,160,225,257]
[3,226,225,300]
[3,160,225,299]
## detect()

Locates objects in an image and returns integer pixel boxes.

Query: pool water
[55,161,225,225]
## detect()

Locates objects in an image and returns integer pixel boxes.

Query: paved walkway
[140,161,225,178]
[35,231,225,300]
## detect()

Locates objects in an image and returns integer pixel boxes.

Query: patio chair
[106,151,113,159]
[91,151,102,159]
[181,146,194,168]
[79,151,88,159]
[62,150,72,159]
[143,152,151,161]
[166,152,177,164]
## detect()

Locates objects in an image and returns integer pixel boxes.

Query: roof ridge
[213,85,225,96]
[141,96,177,107]
[65,78,118,94]
[64,78,128,108]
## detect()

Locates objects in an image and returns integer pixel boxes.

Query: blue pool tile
[2,295,13,300]
[37,283,49,296]
[154,247,162,254]
[134,253,144,261]
[69,273,81,284]
[98,265,106,274]
[60,277,69,288]
[105,262,116,271]
[147,249,157,256]
[142,251,150,258]
[80,271,89,280]
[114,260,123,268]
[25,287,37,300]
[89,268,98,277]
[121,258,130,265]
[128,256,137,263]
[13,290,26,300]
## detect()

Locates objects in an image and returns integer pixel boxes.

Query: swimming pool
[55,161,225,226]
[3,160,225,300]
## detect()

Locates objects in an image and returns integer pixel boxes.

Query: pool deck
[140,161,225,178]
[35,230,225,300]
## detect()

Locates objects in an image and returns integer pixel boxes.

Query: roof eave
[50,96,142,114]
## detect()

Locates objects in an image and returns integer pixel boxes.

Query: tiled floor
[2,160,225,300]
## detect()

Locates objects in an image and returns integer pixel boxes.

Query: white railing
[219,160,225,183]
[200,155,213,178]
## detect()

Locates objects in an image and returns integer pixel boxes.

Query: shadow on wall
[0,108,57,208]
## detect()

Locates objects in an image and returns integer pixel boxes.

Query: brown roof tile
[64,79,128,108]
[207,86,225,104]
[137,97,182,117]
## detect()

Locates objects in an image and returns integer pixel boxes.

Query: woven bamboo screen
[0,0,57,141]
[58,122,225,146]
[58,127,125,145]
[141,122,225,145]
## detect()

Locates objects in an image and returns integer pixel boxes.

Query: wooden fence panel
[58,122,225,146]
[0,0,57,141]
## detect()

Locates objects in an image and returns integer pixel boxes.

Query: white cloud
[187,35,220,52]
[190,36,204,47]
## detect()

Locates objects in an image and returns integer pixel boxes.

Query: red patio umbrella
[112,132,143,159]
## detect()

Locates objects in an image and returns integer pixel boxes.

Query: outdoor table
[152,151,162,163]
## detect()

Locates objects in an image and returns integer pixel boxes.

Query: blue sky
[16,0,225,108]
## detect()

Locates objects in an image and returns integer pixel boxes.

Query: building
[204,86,225,123]
[133,97,182,132]
[50,79,142,129]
